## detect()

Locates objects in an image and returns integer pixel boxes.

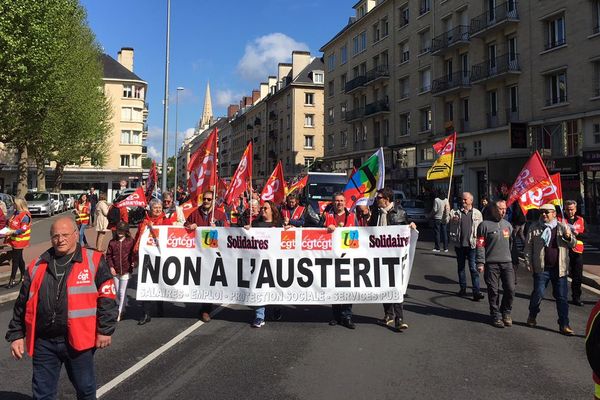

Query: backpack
[107,206,121,225]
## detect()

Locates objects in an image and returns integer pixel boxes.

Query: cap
[539,204,556,211]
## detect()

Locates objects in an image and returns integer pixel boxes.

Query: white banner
[136,226,418,306]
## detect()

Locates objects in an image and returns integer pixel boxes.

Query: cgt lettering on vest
[141,254,403,288]
[369,234,410,248]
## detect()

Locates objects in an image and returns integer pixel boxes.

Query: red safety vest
[7,211,31,249]
[560,215,585,253]
[76,202,91,226]
[24,249,116,356]
[324,210,356,228]
[281,206,305,222]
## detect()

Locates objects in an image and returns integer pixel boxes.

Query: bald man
[6,216,117,399]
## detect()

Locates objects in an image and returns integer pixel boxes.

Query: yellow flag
[426,132,456,181]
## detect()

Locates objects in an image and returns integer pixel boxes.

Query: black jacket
[368,204,409,226]
[5,245,117,342]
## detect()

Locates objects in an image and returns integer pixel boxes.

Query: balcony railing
[344,75,367,93]
[545,94,568,107]
[365,65,389,84]
[345,107,365,122]
[431,71,471,95]
[544,38,566,51]
[486,113,501,128]
[471,53,520,82]
[431,25,470,55]
[470,1,519,37]
[365,99,390,116]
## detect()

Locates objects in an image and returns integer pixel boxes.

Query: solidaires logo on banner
[136,226,418,306]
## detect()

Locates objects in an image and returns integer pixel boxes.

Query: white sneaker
[443,249,448,253]
[432,249,440,252]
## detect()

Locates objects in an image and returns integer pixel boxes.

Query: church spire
[200,81,213,129]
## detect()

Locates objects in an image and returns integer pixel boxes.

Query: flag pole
[446,132,457,206]
[248,142,254,227]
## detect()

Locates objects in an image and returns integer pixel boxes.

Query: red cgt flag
[519,173,563,213]
[188,128,218,205]
[224,141,252,205]
[115,186,147,208]
[260,161,286,204]
[179,199,199,220]
[507,151,552,206]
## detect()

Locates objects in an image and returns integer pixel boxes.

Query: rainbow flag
[343,147,385,210]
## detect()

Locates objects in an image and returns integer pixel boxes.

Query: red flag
[145,161,157,202]
[114,187,147,208]
[286,175,308,196]
[187,128,218,204]
[260,161,286,204]
[518,173,563,213]
[506,151,551,206]
[224,142,253,205]
[179,199,199,219]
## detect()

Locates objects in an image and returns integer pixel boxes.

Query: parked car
[64,194,74,210]
[0,193,16,216]
[402,199,428,225]
[25,192,54,217]
[60,193,69,212]
[50,193,65,213]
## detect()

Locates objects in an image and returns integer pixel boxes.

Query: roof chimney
[117,47,134,72]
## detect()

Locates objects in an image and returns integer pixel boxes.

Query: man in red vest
[5,216,117,399]
[562,200,586,306]
[281,193,306,227]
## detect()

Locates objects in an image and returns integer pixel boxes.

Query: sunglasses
[260,206,270,211]
[541,210,555,214]
[376,196,384,200]
[203,198,213,202]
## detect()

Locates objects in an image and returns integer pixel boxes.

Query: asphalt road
[0,230,596,400]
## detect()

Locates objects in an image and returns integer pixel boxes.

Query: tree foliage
[0,0,111,194]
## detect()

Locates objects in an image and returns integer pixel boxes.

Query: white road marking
[96,304,228,398]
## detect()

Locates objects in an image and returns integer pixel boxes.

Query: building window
[546,14,566,50]
[328,134,335,150]
[594,0,600,34]
[594,61,600,98]
[566,120,579,156]
[488,90,498,116]
[509,86,518,113]
[120,131,130,144]
[120,155,130,167]
[461,53,469,77]
[507,36,518,62]
[305,92,314,105]
[353,31,367,54]
[445,101,454,123]
[399,77,409,99]
[419,0,431,15]
[381,17,389,38]
[400,112,410,136]
[362,124,368,142]
[398,40,410,64]
[328,107,335,124]
[328,80,334,97]
[473,140,482,157]
[131,154,140,167]
[120,107,143,122]
[546,70,567,105]
[327,53,336,72]
[419,29,431,54]
[286,115,291,129]
[341,73,347,92]
[304,157,315,168]
[313,71,324,84]
[304,114,315,127]
[421,147,434,161]
[399,4,409,27]
[304,135,314,149]
[420,107,432,132]
[594,123,600,144]
[123,85,133,98]
[341,45,348,64]
[341,130,348,148]
[373,22,381,43]
[420,67,431,93]
[134,86,143,99]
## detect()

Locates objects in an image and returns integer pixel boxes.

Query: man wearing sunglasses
[184,190,229,322]
[524,203,576,335]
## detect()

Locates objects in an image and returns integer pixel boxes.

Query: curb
[582,271,600,292]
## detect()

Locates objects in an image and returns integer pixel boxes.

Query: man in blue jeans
[525,203,576,335]
[448,192,485,301]
[431,193,449,252]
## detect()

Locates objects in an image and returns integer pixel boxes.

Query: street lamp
[160,0,171,195]
[174,86,184,200]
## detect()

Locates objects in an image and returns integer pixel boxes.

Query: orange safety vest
[560,215,585,253]
[324,209,356,228]
[7,211,31,249]
[75,202,91,225]
[281,206,305,222]
[24,248,116,356]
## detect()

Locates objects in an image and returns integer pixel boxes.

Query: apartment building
[0,48,148,198]
[225,51,325,186]
[322,0,600,220]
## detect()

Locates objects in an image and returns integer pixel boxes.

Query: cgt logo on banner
[136,226,419,306]
[146,229,160,246]
[301,230,332,251]
[280,230,296,250]
[167,228,196,249]
[201,230,219,248]
[341,230,359,249]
